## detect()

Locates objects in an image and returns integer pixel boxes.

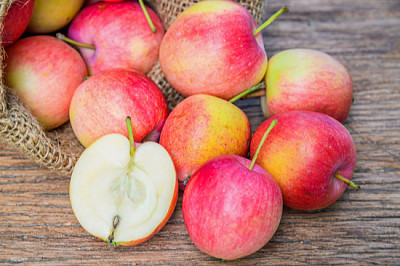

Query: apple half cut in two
[70,134,178,245]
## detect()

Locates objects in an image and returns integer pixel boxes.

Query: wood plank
[1,0,400,264]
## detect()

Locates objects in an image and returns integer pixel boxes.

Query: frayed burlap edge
[0,0,265,176]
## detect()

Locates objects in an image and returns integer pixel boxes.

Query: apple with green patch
[160,1,288,100]
[183,120,282,260]
[70,117,178,245]
[250,111,360,211]
[70,68,168,147]
[262,49,353,123]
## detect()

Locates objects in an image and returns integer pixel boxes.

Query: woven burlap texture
[0,0,265,176]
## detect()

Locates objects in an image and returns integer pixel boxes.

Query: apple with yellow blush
[250,111,360,211]
[159,94,251,189]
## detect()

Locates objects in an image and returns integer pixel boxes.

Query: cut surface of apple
[70,134,177,245]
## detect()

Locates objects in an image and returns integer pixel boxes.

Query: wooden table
[1,0,399,264]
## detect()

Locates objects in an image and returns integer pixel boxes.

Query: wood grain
[1,0,400,264]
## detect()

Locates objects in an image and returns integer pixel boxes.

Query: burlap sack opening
[0,0,265,176]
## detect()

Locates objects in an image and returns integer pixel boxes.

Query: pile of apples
[3,0,360,261]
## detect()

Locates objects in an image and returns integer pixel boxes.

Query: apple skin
[86,0,124,4]
[5,36,87,130]
[264,49,353,123]
[68,1,164,75]
[2,0,34,47]
[250,111,357,211]
[183,154,283,260]
[159,94,251,188]
[70,68,169,147]
[159,0,267,100]
[27,0,85,34]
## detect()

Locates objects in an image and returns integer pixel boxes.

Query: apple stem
[107,215,121,246]
[56,33,95,50]
[138,0,157,33]
[125,117,136,157]
[229,82,266,103]
[334,172,361,191]
[249,119,278,170]
[241,89,266,99]
[253,6,289,36]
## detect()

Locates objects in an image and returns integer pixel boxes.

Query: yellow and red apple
[159,94,251,188]
[5,35,87,130]
[250,111,358,211]
[160,0,267,100]
[67,1,164,75]
[70,68,168,147]
[263,49,353,123]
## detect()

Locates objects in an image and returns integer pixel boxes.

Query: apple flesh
[2,0,34,47]
[263,49,353,123]
[70,133,178,245]
[159,94,251,188]
[159,0,267,100]
[5,35,87,130]
[67,1,164,75]
[27,0,85,34]
[183,154,283,260]
[70,68,168,147]
[250,111,357,210]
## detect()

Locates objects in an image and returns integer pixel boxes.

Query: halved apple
[70,119,178,246]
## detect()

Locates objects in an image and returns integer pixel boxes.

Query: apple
[27,0,85,34]
[160,1,287,100]
[262,49,353,123]
[2,0,34,47]
[5,35,87,130]
[159,94,251,189]
[70,68,168,147]
[70,117,178,245]
[250,111,359,211]
[64,1,164,75]
[183,120,282,260]
[86,0,124,4]
[159,0,266,100]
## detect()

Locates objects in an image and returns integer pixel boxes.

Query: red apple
[27,0,85,34]
[5,35,87,130]
[66,1,164,75]
[263,49,353,123]
[2,0,34,47]
[159,0,268,100]
[70,68,168,147]
[183,154,283,260]
[250,111,359,211]
[159,94,251,189]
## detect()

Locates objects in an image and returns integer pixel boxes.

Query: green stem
[334,173,361,191]
[125,117,135,157]
[229,82,266,103]
[249,119,278,170]
[253,6,289,36]
[56,33,95,50]
[139,0,157,33]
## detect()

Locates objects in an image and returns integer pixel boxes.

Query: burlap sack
[0,0,265,176]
